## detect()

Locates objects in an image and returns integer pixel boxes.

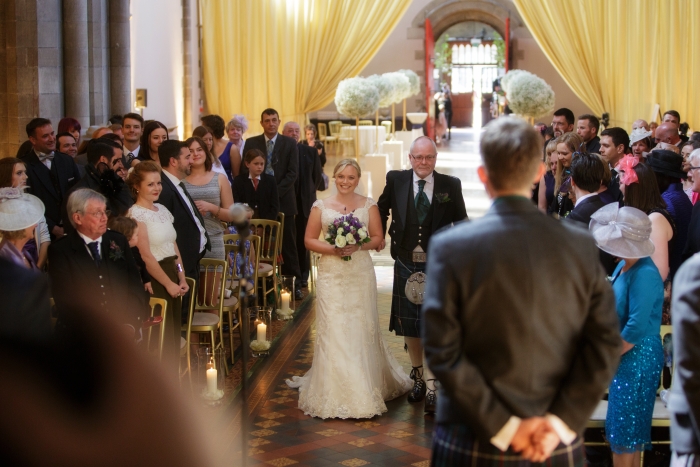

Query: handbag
[405,272,427,305]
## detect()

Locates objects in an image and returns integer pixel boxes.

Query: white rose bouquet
[324,213,371,261]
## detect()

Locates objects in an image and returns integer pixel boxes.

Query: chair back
[249,219,281,268]
[184,277,196,333]
[318,122,329,139]
[194,259,227,318]
[358,120,372,126]
[224,233,261,289]
[328,121,343,136]
[381,120,392,134]
[147,297,168,361]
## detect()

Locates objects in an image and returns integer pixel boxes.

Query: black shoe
[424,380,437,414]
[300,281,308,288]
[407,366,426,403]
[294,289,303,300]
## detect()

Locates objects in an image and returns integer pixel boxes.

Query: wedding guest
[577,114,600,153]
[551,132,583,218]
[200,114,229,163]
[232,149,279,221]
[617,157,674,281]
[0,188,45,270]
[108,215,152,294]
[57,117,82,148]
[192,126,227,182]
[646,150,692,278]
[122,112,144,167]
[20,117,82,239]
[630,127,653,159]
[551,107,575,137]
[183,136,236,261]
[0,158,51,268]
[76,127,113,163]
[538,139,558,213]
[127,162,189,367]
[632,119,650,132]
[220,115,247,182]
[655,122,682,147]
[138,121,168,164]
[682,149,700,261]
[590,204,663,467]
[110,123,124,142]
[424,118,619,465]
[597,154,619,206]
[599,127,629,202]
[57,132,79,159]
[681,141,700,203]
[663,110,681,126]
[303,124,326,168]
[242,108,301,298]
[650,121,659,139]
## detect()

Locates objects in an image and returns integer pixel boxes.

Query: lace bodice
[127,203,177,261]
[313,197,376,237]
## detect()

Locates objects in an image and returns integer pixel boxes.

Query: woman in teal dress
[590,203,664,467]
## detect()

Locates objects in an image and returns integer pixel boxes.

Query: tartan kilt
[432,423,585,467]
[390,258,425,338]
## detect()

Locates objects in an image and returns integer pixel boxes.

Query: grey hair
[689,148,700,167]
[408,136,438,155]
[66,188,107,228]
[282,121,300,132]
[226,114,248,132]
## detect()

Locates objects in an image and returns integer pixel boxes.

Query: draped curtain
[513,0,700,130]
[201,0,411,129]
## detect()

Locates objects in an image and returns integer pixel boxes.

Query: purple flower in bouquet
[325,213,371,261]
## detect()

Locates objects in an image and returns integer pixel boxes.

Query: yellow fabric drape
[201,0,411,128]
[513,0,700,130]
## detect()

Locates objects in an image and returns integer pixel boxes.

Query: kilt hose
[432,423,584,467]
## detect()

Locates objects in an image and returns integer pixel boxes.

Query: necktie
[265,140,275,175]
[252,178,259,190]
[415,179,430,225]
[87,241,101,267]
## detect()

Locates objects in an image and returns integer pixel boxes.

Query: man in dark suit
[156,140,210,284]
[423,118,621,466]
[669,253,700,466]
[62,140,133,232]
[577,114,601,154]
[49,188,146,336]
[566,152,617,274]
[283,121,322,288]
[599,127,629,203]
[242,108,301,298]
[21,118,82,239]
[377,136,468,413]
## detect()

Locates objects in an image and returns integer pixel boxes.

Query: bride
[286,159,411,419]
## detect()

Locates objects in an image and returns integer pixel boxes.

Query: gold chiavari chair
[249,219,282,309]
[318,122,337,156]
[358,120,373,126]
[146,297,168,361]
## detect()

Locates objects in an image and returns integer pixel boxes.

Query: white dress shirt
[35,149,53,170]
[412,171,434,203]
[249,173,261,187]
[264,134,278,147]
[126,145,141,159]
[78,232,102,259]
[162,169,207,252]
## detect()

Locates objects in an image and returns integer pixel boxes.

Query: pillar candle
[281,291,291,312]
[206,366,217,395]
[257,322,267,342]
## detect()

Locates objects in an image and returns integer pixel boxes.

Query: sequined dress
[286,197,412,418]
[606,257,664,453]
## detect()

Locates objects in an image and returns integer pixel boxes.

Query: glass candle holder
[248,306,272,357]
[196,347,225,405]
[278,275,295,320]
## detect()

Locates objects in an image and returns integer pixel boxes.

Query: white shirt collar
[574,192,598,207]
[264,133,278,145]
[163,168,183,185]
[248,174,261,180]
[413,171,435,185]
[77,231,103,258]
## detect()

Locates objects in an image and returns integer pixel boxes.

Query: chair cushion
[192,312,220,326]
[590,400,608,421]
[223,296,239,308]
[180,336,187,349]
[258,263,273,276]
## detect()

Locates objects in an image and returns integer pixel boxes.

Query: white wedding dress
[286,197,412,419]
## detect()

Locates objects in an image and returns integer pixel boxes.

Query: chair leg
[228,308,235,365]
[186,331,192,394]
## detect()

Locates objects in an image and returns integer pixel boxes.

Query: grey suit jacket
[669,253,700,454]
[422,196,621,439]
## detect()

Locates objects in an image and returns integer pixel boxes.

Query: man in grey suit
[669,253,700,467]
[423,117,621,466]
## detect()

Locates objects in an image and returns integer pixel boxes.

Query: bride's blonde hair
[333,159,361,178]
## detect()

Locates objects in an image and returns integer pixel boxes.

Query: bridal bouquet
[325,213,370,261]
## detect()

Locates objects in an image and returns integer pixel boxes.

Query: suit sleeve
[311,148,323,191]
[547,246,621,433]
[268,176,280,220]
[377,172,394,236]
[422,236,513,438]
[278,141,298,198]
[47,242,75,322]
[672,257,700,441]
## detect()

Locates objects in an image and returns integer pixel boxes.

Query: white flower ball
[335,77,380,118]
[507,72,555,118]
[398,69,420,97]
[366,74,394,108]
[382,72,412,104]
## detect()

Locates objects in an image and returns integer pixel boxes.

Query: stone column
[109,0,130,116]
[62,0,90,128]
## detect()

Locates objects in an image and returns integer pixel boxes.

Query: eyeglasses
[410,154,437,163]
[81,210,111,219]
[689,166,700,172]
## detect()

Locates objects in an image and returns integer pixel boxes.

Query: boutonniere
[109,241,124,261]
[435,193,451,204]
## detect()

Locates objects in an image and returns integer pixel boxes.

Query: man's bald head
[655,122,680,145]
[632,119,650,131]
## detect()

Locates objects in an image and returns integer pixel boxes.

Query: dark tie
[87,241,101,267]
[252,178,259,190]
[415,179,430,224]
[265,140,275,175]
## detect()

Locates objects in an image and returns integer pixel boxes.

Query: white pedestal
[395,130,414,159]
[380,141,404,171]
[363,153,388,201]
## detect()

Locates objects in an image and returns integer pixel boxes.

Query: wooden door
[451,93,473,127]
[425,19,435,140]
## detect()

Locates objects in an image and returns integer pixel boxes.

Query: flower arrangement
[366,74,394,108]
[325,213,370,261]
[500,69,528,94]
[109,241,124,261]
[335,77,380,118]
[398,69,420,97]
[250,340,271,351]
[506,71,555,118]
[382,71,411,104]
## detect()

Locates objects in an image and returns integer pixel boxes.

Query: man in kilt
[377,136,467,413]
[422,118,621,466]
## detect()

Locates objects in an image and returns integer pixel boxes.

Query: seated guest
[550,132,583,218]
[183,136,237,261]
[192,126,228,183]
[576,114,601,154]
[127,163,189,368]
[49,188,145,337]
[646,150,693,278]
[0,187,45,270]
[20,118,82,239]
[0,158,51,268]
[108,216,153,295]
[303,124,327,168]
[565,153,616,274]
[538,139,558,213]
[232,149,279,221]
[629,127,653,160]
[590,204,663,467]
[137,121,168,164]
[683,149,700,261]
[617,157,674,281]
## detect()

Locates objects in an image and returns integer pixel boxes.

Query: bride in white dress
[287,159,411,419]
